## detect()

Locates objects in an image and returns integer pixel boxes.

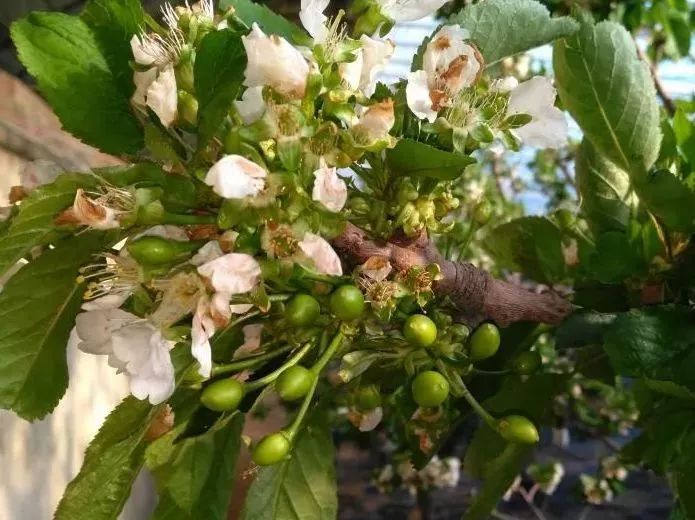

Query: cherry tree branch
[333,223,573,327]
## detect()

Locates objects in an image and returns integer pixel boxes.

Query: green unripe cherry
[512,351,542,375]
[496,415,540,444]
[275,365,314,401]
[329,285,365,321]
[469,323,501,361]
[411,370,450,408]
[403,315,438,348]
[285,294,321,327]
[127,236,197,265]
[252,431,291,466]
[200,378,244,412]
[472,200,493,226]
[355,385,382,411]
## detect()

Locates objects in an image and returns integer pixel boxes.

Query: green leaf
[587,230,645,283]
[673,431,695,519]
[81,0,146,97]
[0,232,108,420]
[149,413,245,519]
[449,0,578,65]
[385,139,474,180]
[220,0,305,43]
[575,139,635,234]
[554,20,661,175]
[11,12,143,154]
[674,108,695,166]
[55,397,162,520]
[0,173,98,279]
[241,409,337,520]
[603,306,695,390]
[484,216,566,284]
[462,443,531,520]
[195,29,247,146]
[57,350,196,520]
[637,169,695,232]
[552,20,695,230]
[555,311,616,350]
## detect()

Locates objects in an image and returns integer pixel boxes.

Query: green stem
[245,341,315,392]
[211,344,293,377]
[285,376,319,440]
[456,221,480,261]
[460,380,496,427]
[161,211,217,225]
[310,331,345,376]
[286,331,345,440]
[473,368,510,376]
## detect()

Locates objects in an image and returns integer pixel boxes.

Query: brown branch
[635,42,675,116]
[333,223,573,327]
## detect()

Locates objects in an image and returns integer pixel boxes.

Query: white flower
[300,0,330,43]
[354,99,395,140]
[506,76,568,149]
[146,64,178,128]
[235,86,266,125]
[358,36,395,96]
[242,23,310,99]
[407,25,482,122]
[197,253,262,294]
[339,51,364,91]
[298,232,343,276]
[358,407,383,431]
[112,321,176,404]
[359,256,392,282]
[130,34,167,67]
[491,76,519,93]
[191,297,216,378]
[406,70,437,122]
[424,25,480,92]
[190,240,224,266]
[339,36,395,96]
[312,162,347,212]
[75,310,175,404]
[70,188,120,229]
[81,293,130,311]
[132,224,189,242]
[233,323,264,359]
[375,0,450,22]
[75,308,139,355]
[204,155,267,199]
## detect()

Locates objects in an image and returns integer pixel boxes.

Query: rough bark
[333,222,572,327]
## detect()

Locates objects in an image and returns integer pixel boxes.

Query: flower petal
[112,322,176,404]
[204,155,267,199]
[191,297,216,378]
[406,70,438,122]
[300,0,330,43]
[233,323,264,359]
[235,86,266,125]
[197,253,262,294]
[190,240,224,266]
[312,163,347,212]
[359,35,395,96]
[376,0,449,22]
[146,65,178,128]
[298,232,343,276]
[507,76,568,149]
[242,23,309,99]
[72,189,120,230]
